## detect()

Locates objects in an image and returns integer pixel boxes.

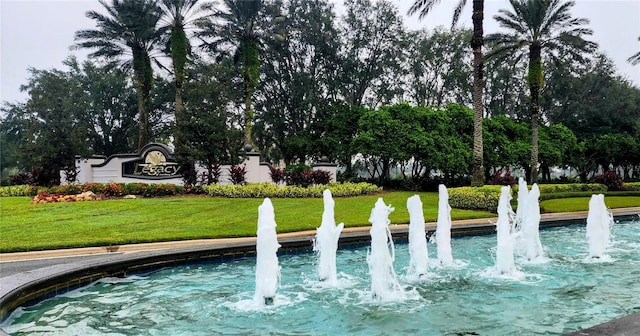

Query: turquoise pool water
[3,220,640,335]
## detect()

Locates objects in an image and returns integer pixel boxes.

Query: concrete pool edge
[1,207,639,335]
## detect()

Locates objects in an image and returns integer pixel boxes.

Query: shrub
[142,183,181,197]
[82,183,105,194]
[103,183,125,197]
[203,182,381,198]
[285,169,315,187]
[200,163,222,185]
[49,184,83,195]
[0,185,38,197]
[519,183,607,194]
[9,172,32,186]
[487,167,517,186]
[228,165,247,185]
[624,182,640,191]
[594,171,624,191]
[312,170,332,185]
[269,166,286,185]
[122,183,148,195]
[448,186,503,212]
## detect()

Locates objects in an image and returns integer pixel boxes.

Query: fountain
[586,194,613,259]
[515,177,529,230]
[2,195,640,335]
[254,198,281,305]
[313,189,344,285]
[406,195,428,279]
[435,184,453,266]
[495,185,516,275]
[367,198,403,300]
[520,183,544,261]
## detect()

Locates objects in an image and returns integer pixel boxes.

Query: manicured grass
[1,193,638,252]
[0,193,493,252]
[540,196,640,213]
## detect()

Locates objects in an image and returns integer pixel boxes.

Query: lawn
[0,192,492,252]
[1,193,638,252]
[540,196,640,213]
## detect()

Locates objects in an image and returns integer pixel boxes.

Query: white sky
[1,0,639,104]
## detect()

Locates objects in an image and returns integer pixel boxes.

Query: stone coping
[0,207,638,335]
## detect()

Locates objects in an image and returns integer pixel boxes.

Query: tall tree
[255,0,341,164]
[74,0,165,151]
[405,28,473,107]
[198,0,285,149]
[485,0,596,182]
[78,60,139,155]
[158,0,208,158]
[1,61,92,185]
[408,0,486,187]
[339,0,406,108]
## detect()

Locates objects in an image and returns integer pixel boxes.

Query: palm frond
[627,36,640,65]
[407,0,442,20]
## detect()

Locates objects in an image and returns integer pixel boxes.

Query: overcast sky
[1,0,639,104]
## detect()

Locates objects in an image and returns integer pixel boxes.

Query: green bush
[515,183,607,194]
[49,184,84,195]
[448,185,503,212]
[624,182,640,191]
[203,182,381,198]
[0,185,38,197]
[1,182,190,198]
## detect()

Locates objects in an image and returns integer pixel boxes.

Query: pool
[2,220,639,335]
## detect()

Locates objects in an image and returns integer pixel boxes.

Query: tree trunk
[244,90,254,148]
[470,0,485,187]
[132,49,153,151]
[242,41,260,149]
[528,42,542,183]
[172,28,188,158]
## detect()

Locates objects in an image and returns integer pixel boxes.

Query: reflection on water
[2,220,640,336]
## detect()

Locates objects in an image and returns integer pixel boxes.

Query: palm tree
[408,0,486,187]
[75,0,165,151]
[485,0,596,182]
[158,0,210,157]
[197,0,284,149]
[628,36,640,65]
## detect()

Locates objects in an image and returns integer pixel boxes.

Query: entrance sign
[122,145,181,179]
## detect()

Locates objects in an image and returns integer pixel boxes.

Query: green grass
[1,193,638,252]
[540,196,640,213]
[1,193,492,252]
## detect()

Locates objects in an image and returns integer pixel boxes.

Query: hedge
[448,185,503,212]
[203,182,381,198]
[514,183,607,194]
[449,183,618,212]
[625,182,640,191]
[0,183,193,198]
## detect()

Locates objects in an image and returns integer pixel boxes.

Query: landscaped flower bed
[31,191,100,204]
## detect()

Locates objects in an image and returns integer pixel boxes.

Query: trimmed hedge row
[0,183,195,198]
[521,183,606,194]
[449,183,618,212]
[625,182,640,191]
[0,185,40,197]
[203,182,382,198]
[448,186,503,212]
[0,182,382,199]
